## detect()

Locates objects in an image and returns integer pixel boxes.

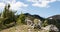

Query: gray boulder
[42,24,59,32]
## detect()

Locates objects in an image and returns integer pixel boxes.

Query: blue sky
[0,0,60,18]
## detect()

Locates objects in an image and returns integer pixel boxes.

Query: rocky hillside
[48,15,60,19]
[0,25,48,32]
[0,14,60,32]
[47,15,60,31]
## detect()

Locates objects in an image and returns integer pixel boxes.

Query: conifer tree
[17,12,26,24]
[2,4,16,25]
[42,20,48,27]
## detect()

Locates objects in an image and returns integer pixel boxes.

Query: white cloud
[10,1,28,10]
[0,3,5,11]
[32,1,50,7]
[27,0,59,8]
[0,0,28,11]
[0,3,5,8]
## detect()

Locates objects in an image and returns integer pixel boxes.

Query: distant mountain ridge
[48,15,60,19]
[24,13,45,21]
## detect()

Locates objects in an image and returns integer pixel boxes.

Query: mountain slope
[0,25,50,32]
[47,15,60,31]
[48,15,60,19]
[24,13,45,21]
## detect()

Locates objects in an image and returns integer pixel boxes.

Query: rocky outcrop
[42,24,59,32]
